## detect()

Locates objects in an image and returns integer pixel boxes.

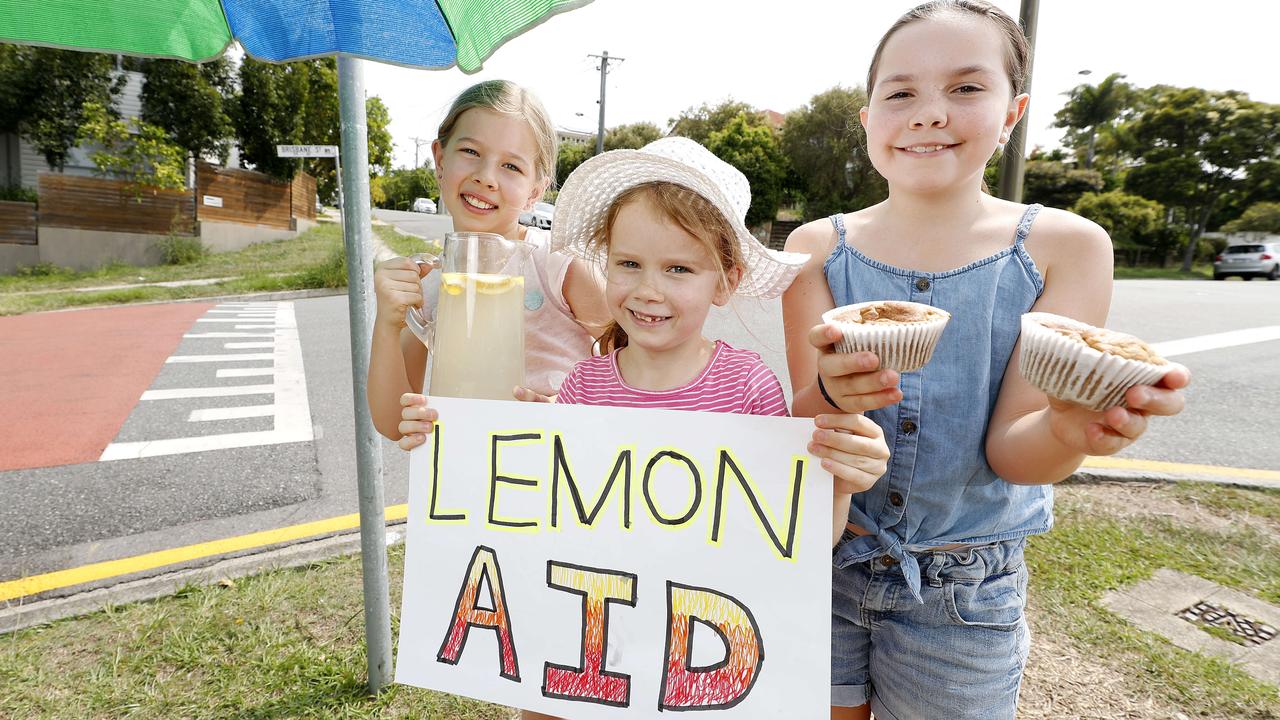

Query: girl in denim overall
[781,2,1192,719]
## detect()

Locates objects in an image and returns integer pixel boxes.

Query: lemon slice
[440,272,523,295]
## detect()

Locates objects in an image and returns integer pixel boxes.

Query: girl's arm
[782,221,901,418]
[368,257,430,440]
[986,209,1189,484]
[561,257,611,338]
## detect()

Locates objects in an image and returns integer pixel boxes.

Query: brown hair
[436,79,558,182]
[592,182,744,355]
[865,0,1030,98]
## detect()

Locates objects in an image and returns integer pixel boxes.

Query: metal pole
[997,0,1039,202]
[595,50,608,155]
[336,54,392,695]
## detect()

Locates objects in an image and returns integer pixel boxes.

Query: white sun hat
[549,136,810,299]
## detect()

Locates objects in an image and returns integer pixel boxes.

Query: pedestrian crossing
[98,301,314,461]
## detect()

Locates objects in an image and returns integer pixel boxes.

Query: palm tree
[1053,73,1131,169]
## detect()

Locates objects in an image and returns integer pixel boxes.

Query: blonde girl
[370,80,609,447]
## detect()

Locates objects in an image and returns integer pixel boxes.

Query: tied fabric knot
[832,528,925,604]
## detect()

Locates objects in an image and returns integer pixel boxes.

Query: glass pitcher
[406,232,533,400]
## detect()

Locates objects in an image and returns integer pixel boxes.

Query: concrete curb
[0,522,405,635]
[1070,466,1280,491]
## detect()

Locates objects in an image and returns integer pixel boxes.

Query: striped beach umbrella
[0,0,591,72]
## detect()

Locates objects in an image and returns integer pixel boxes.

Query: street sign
[276,144,339,158]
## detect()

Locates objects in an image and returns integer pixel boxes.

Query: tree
[556,142,592,188]
[604,121,663,151]
[780,86,886,221]
[234,57,393,202]
[1222,201,1280,234]
[1053,73,1132,169]
[0,46,122,169]
[140,58,235,163]
[76,102,186,191]
[1021,159,1104,210]
[1119,87,1280,270]
[1071,190,1163,256]
[669,100,761,145]
[372,165,439,210]
[706,114,787,227]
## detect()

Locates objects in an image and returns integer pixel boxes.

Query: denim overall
[825,205,1050,718]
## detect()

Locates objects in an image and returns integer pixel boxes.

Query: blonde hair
[436,80,558,182]
[591,182,745,354]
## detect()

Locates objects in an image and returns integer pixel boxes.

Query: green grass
[0,224,435,316]
[1112,263,1214,280]
[1026,482,1280,718]
[0,545,512,720]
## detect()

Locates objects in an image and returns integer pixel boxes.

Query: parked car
[518,201,555,230]
[412,197,437,214]
[1213,242,1280,281]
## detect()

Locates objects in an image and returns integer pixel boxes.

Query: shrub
[0,185,38,204]
[15,261,62,277]
[299,246,348,288]
[156,234,208,265]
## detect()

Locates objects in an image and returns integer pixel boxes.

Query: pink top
[556,340,789,416]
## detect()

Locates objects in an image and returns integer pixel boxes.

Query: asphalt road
[1,278,1276,609]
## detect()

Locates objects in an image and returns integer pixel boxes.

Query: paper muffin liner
[1018,312,1170,412]
[821,301,951,373]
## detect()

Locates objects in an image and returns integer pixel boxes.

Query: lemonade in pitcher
[428,271,526,400]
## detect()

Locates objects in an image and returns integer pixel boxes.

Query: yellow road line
[0,505,408,603]
[1082,456,1280,483]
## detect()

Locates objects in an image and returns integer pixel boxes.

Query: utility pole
[409,136,431,168]
[589,50,624,155]
[997,0,1038,202]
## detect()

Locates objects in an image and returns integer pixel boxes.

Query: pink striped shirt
[556,341,789,417]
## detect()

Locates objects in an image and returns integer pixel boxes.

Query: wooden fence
[38,174,196,235]
[196,162,294,230]
[291,172,317,221]
[0,201,37,245]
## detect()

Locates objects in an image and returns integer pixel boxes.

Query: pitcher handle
[405,252,441,348]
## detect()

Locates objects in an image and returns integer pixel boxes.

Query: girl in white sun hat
[517,136,892,551]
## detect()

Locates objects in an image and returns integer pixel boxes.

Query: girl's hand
[808,412,890,495]
[809,324,903,413]
[1048,364,1191,456]
[513,386,555,403]
[373,257,427,332]
[397,393,438,451]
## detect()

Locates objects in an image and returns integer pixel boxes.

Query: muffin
[821,300,951,372]
[1018,312,1169,411]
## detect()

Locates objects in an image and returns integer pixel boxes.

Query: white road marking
[235,325,275,329]
[166,353,274,363]
[224,342,274,349]
[1151,326,1280,358]
[100,302,313,461]
[216,368,274,378]
[141,384,274,400]
[188,404,277,422]
[184,332,273,338]
[196,318,278,323]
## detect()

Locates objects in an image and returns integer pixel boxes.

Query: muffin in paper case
[821,300,951,373]
[1018,312,1170,412]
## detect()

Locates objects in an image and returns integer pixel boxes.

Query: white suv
[1213,242,1280,281]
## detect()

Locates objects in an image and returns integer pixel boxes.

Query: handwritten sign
[395,397,831,718]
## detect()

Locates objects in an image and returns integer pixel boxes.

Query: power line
[408,136,431,168]
[588,51,625,155]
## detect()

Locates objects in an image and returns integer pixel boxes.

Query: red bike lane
[0,302,214,472]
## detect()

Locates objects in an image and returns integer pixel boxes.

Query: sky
[363,0,1280,170]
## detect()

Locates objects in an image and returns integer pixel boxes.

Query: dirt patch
[1019,608,1187,720]
[1063,480,1280,538]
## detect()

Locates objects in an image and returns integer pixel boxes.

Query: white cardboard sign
[395,397,831,718]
